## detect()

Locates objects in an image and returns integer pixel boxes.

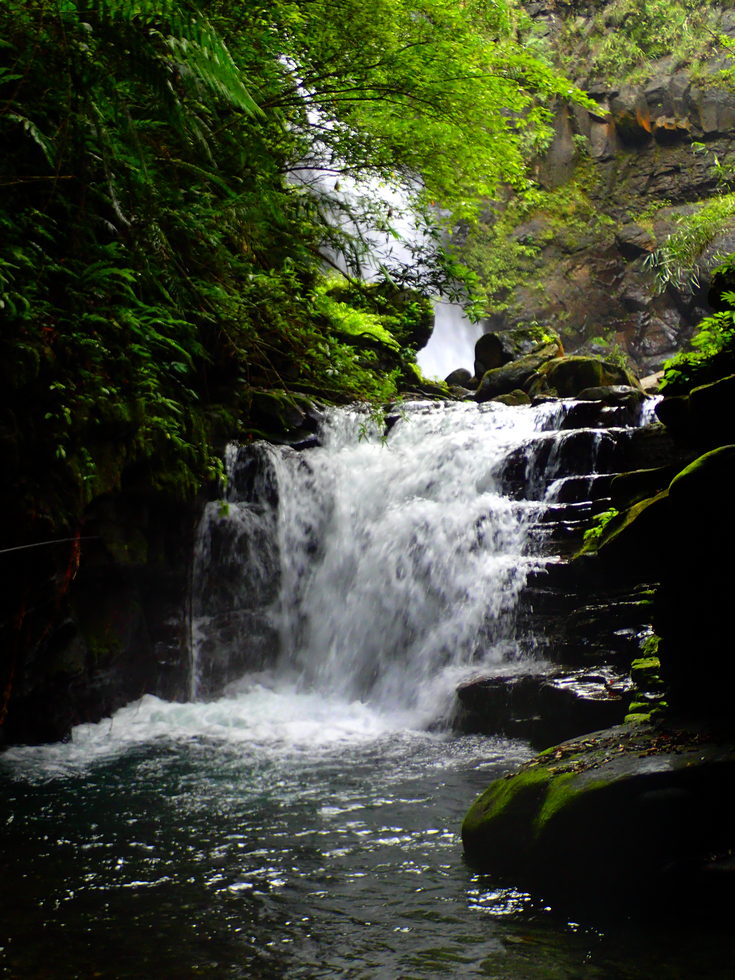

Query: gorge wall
[463,0,735,375]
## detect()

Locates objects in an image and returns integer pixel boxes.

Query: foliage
[459,162,612,317]
[0,0,582,537]
[644,193,735,293]
[556,0,718,86]
[660,283,735,392]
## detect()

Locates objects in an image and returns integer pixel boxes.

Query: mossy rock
[594,490,671,575]
[667,444,735,516]
[462,725,735,909]
[630,655,662,685]
[609,464,681,510]
[657,376,735,446]
[474,326,562,377]
[529,356,641,399]
[474,341,562,402]
[491,388,532,406]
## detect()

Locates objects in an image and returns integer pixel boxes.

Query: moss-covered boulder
[594,490,671,575]
[591,444,735,716]
[474,341,562,402]
[529,356,641,399]
[609,464,681,510]
[474,325,563,377]
[667,443,735,513]
[491,388,532,406]
[462,724,735,911]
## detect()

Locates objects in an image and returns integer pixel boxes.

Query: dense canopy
[0,0,577,531]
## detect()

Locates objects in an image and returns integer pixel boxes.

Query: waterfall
[418,299,482,379]
[191,400,564,726]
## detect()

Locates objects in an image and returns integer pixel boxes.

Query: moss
[668,444,735,501]
[464,765,552,829]
[630,655,662,684]
[595,489,669,556]
[534,771,577,830]
[625,711,654,724]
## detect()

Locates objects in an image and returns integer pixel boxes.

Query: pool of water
[2,691,733,979]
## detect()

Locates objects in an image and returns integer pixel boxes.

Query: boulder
[444,367,473,387]
[609,464,681,510]
[455,668,630,749]
[575,384,646,407]
[475,341,562,402]
[491,389,532,406]
[615,223,656,260]
[474,325,563,378]
[529,356,641,398]
[462,724,735,913]
[656,376,735,446]
[667,443,735,517]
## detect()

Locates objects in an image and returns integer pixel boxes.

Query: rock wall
[0,490,197,745]
[468,1,735,375]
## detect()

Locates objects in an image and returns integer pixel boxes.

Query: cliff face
[466,1,735,375]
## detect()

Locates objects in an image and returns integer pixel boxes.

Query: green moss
[595,489,669,553]
[534,772,577,830]
[579,507,620,554]
[625,711,654,724]
[466,765,552,826]
[458,161,609,320]
[630,655,661,684]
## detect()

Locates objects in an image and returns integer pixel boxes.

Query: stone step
[546,473,615,504]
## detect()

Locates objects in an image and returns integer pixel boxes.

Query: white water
[2,401,560,777]
[188,402,556,732]
[418,299,482,379]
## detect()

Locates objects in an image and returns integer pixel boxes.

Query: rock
[615,223,656,259]
[462,724,735,913]
[595,490,670,576]
[444,368,473,387]
[641,370,664,393]
[609,464,681,510]
[529,356,641,398]
[475,341,562,402]
[667,443,735,514]
[689,374,735,445]
[491,389,532,406]
[656,376,735,446]
[593,442,735,716]
[474,326,563,378]
[455,668,630,748]
[576,384,647,407]
[473,333,506,375]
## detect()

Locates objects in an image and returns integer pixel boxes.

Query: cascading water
[190,400,554,727]
[5,398,732,980]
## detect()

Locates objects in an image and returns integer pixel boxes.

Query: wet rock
[455,668,630,748]
[475,341,563,402]
[462,724,735,913]
[444,368,473,387]
[491,389,532,406]
[529,356,641,399]
[609,464,680,509]
[656,375,735,447]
